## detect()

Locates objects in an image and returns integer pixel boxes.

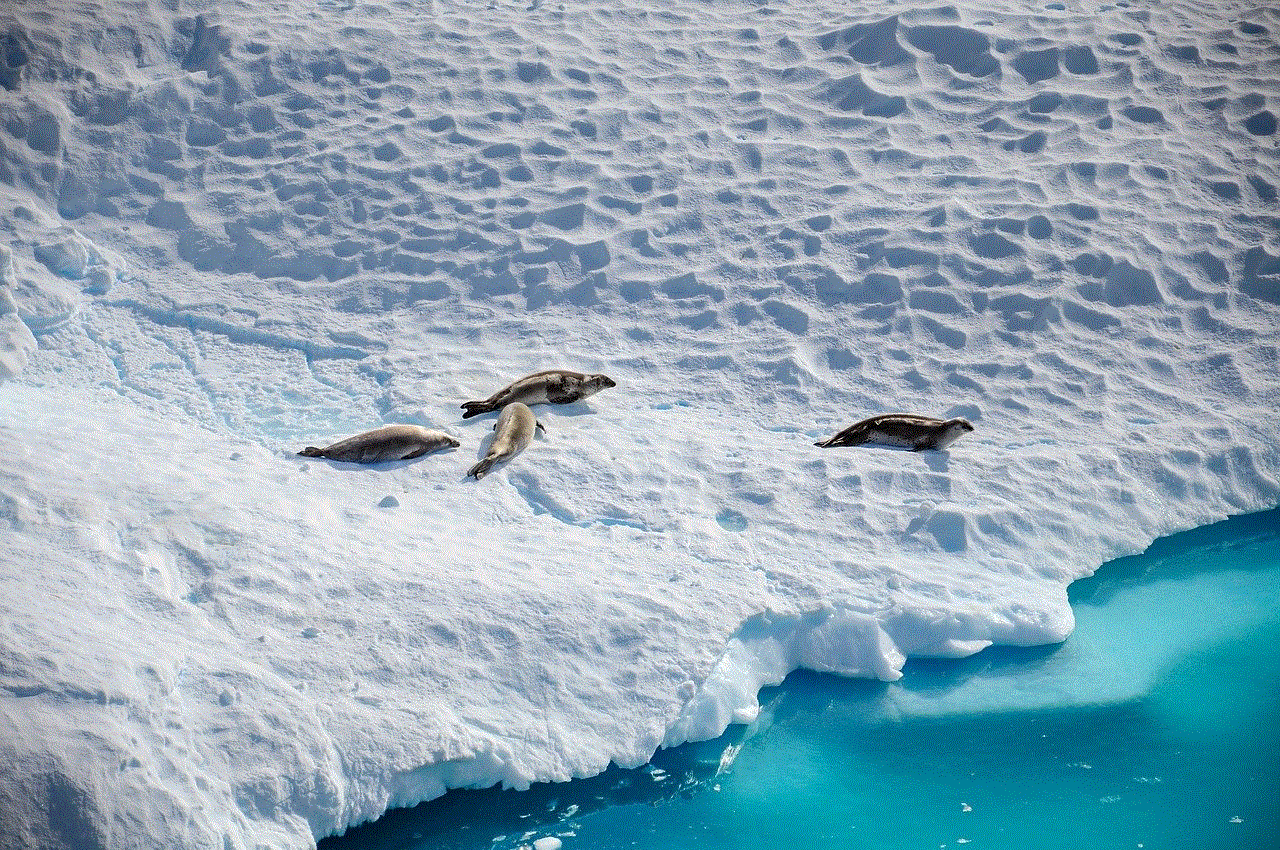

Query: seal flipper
[467,457,495,479]
[460,401,492,419]
[298,447,326,457]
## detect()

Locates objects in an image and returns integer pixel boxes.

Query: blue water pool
[324,509,1280,850]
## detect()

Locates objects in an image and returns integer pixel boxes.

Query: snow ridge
[1,0,1278,848]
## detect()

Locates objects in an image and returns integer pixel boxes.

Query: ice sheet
[1,0,1277,847]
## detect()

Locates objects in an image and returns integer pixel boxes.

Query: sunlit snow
[1,0,1277,848]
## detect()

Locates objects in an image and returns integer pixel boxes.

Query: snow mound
[0,0,1277,849]
[0,247,38,380]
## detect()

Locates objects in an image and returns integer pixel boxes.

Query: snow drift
[1,0,1277,848]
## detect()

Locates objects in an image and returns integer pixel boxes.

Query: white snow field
[1,0,1278,847]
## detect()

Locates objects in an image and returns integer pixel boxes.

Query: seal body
[815,414,974,451]
[467,402,541,479]
[461,369,616,418]
[298,425,460,463]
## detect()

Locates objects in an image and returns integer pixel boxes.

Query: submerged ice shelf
[1,0,1279,848]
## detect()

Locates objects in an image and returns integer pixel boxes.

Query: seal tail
[460,401,492,419]
[298,447,327,457]
[467,457,496,479]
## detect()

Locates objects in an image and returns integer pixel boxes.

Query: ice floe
[0,0,1277,848]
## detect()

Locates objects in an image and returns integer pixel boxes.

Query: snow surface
[1,0,1278,847]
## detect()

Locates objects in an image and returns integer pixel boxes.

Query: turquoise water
[324,509,1280,850]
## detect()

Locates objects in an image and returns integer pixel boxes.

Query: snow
[1,0,1278,848]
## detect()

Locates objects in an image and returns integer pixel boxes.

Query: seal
[467,402,543,479]
[814,414,974,451]
[297,425,460,463]
[461,369,616,418]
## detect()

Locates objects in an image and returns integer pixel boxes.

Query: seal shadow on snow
[814,440,956,472]
[454,401,600,427]
[296,449,457,471]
